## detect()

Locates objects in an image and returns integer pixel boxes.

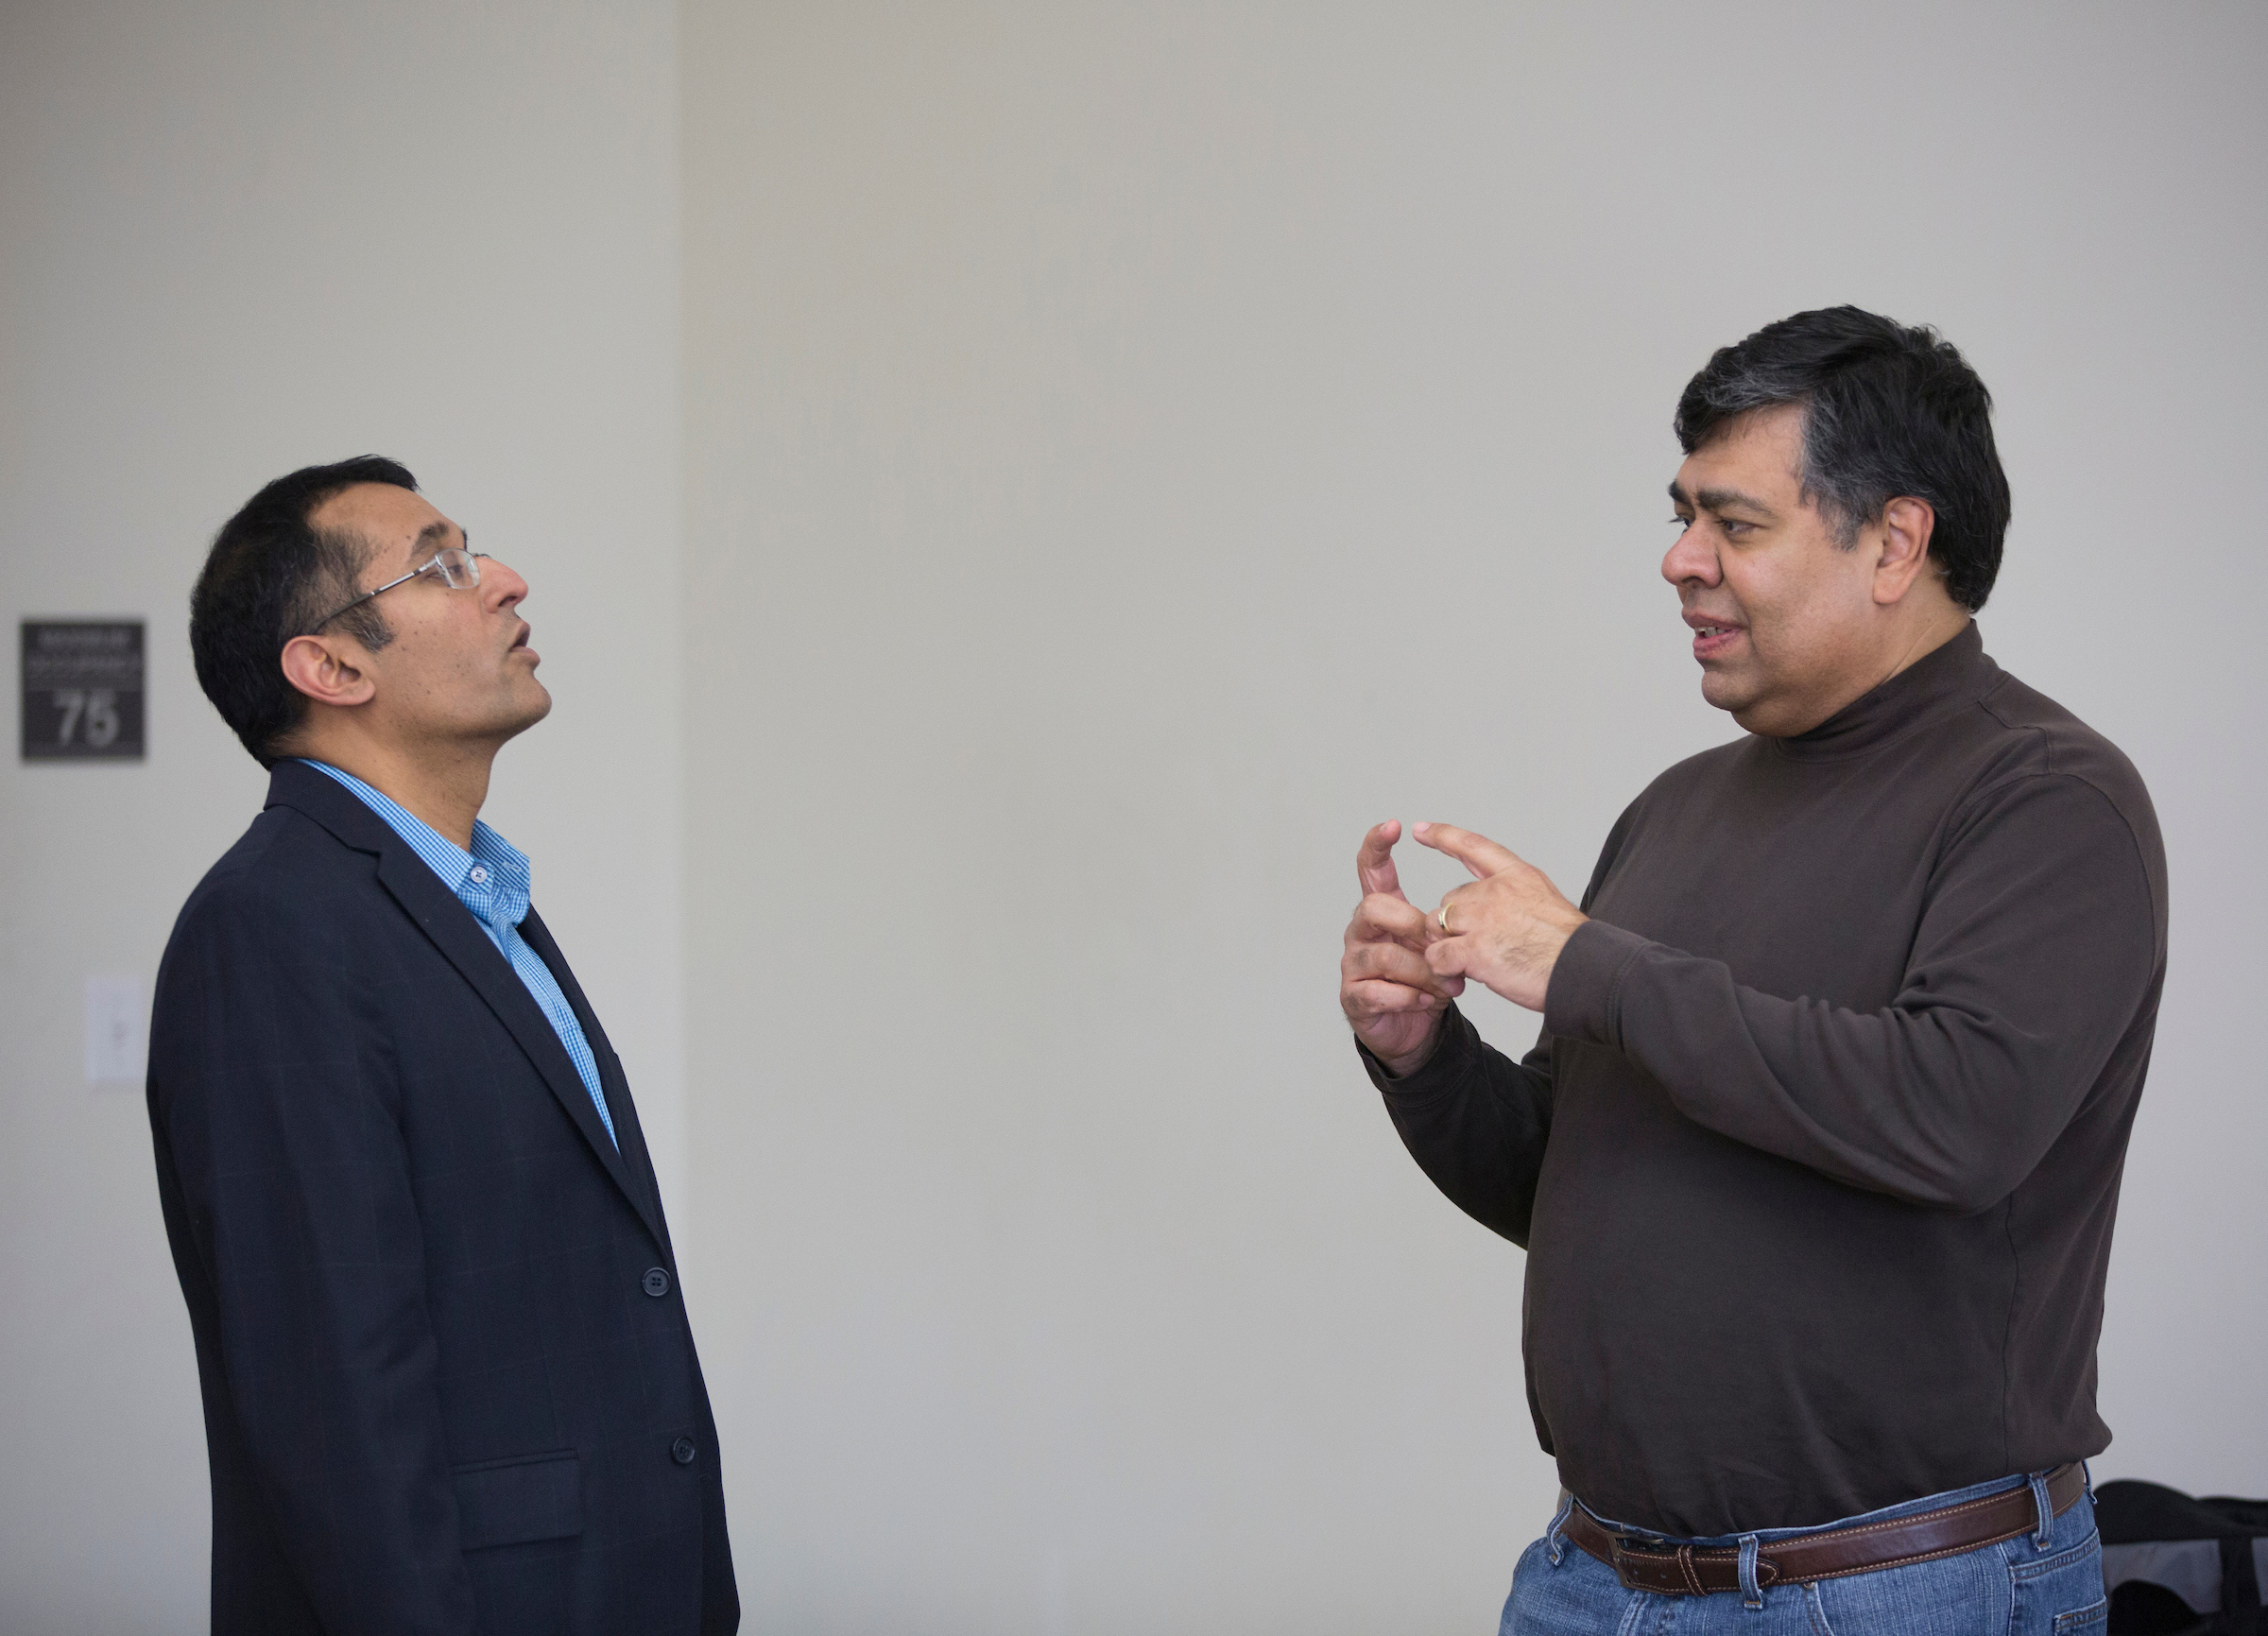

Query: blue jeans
[1503,1471,2107,1635]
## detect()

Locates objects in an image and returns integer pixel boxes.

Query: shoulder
[1964,666,2163,868]
[1932,667,2169,956]
[1972,668,2150,792]
[167,801,383,955]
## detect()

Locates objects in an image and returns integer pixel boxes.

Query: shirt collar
[298,759,532,937]
[1770,621,1995,763]
[463,822,532,937]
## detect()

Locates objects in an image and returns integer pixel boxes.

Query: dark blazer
[147,760,737,1635]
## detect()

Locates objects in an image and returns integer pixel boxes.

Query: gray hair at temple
[1675,306,2013,612]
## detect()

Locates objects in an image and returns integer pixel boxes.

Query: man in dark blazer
[149,456,737,1634]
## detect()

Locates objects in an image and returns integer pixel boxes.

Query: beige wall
[680,4,2268,1632]
[3,1,2264,1629]
[0,3,684,1629]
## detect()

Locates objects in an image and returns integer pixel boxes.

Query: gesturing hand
[1415,822,1587,1013]
[1339,820,1463,1076]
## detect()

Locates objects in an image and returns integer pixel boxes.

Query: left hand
[1415,822,1589,1013]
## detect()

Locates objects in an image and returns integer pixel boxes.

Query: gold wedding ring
[1438,902,1455,936]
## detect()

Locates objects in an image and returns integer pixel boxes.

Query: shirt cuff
[1541,919,1652,1048]
[1355,1003,1483,1096]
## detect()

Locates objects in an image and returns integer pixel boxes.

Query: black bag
[2098,1479,2268,1635]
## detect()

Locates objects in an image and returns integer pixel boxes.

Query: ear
[279,634,377,708]
[1870,495,1938,606]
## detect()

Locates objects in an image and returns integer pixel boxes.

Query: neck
[1878,594,1968,676]
[1868,600,1972,697]
[1736,600,1973,738]
[290,729,499,849]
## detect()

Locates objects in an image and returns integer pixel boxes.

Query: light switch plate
[86,974,146,1084]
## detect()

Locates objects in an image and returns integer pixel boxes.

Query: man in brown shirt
[1340,307,2163,1633]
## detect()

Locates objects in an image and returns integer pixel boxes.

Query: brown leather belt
[1563,1463,2087,1596]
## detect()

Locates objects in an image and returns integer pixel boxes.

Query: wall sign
[21,619,146,761]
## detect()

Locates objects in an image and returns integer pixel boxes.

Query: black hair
[1675,307,2011,611]
[189,456,418,765]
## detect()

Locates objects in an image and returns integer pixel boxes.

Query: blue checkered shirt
[301,760,617,1147]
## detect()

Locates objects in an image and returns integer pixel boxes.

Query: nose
[480,556,529,611]
[1660,522,1720,590]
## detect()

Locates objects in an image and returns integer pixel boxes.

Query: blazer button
[671,1437,697,1466]
[642,1266,671,1298]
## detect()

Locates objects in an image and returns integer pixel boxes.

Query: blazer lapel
[267,764,660,1241]
[519,906,671,1253]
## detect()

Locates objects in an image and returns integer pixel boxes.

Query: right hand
[1339,819,1463,1076]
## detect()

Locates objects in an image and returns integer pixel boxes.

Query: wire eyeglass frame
[308,546,489,634]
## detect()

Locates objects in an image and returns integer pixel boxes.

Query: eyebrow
[1668,479,1777,517]
[407,519,466,560]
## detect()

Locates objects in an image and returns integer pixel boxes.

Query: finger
[1412,820,1522,881]
[1344,939,1459,998]
[1349,891,1436,948]
[1432,886,1474,939]
[1426,937,1475,980]
[1342,978,1451,1018]
[1356,819,1407,901]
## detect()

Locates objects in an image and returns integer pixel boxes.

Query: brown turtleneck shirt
[1366,624,2167,1536]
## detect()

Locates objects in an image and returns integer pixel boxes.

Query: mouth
[1683,612,1744,661]
[509,622,537,662]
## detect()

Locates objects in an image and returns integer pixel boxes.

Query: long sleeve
[1356,801,1645,1245]
[149,883,476,1635]
[1542,768,2162,1213]
[1362,1005,1555,1246]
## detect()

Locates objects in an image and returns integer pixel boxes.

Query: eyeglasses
[309,546,488,633]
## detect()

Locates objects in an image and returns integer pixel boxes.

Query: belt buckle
[1606,1532,1778,1597]
[1606,1533,1694,1596]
